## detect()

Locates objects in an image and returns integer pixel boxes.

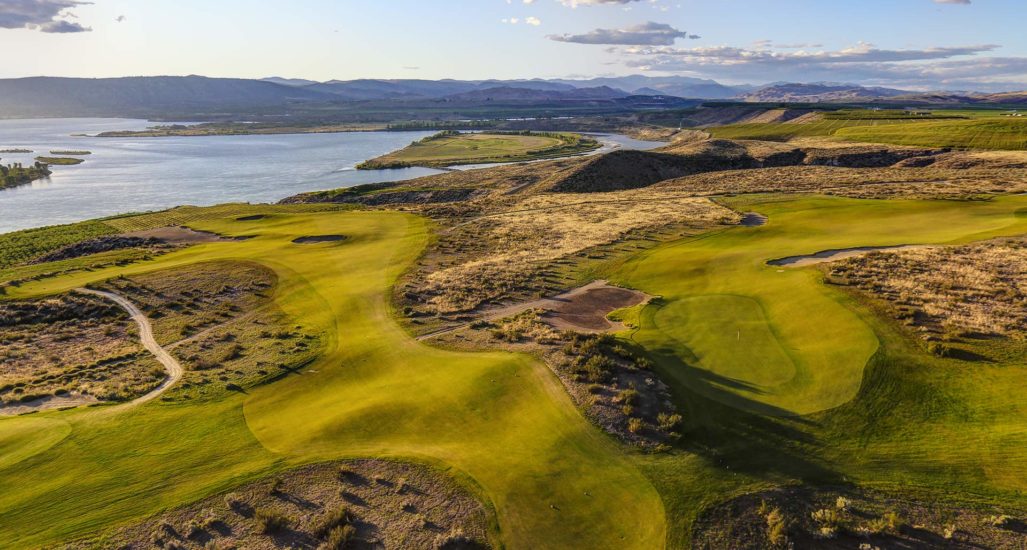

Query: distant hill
[443,86,628,102]
[262,76,320,87]
[551,75,746,100]
[742,83,910,103]
[0,76,336,118]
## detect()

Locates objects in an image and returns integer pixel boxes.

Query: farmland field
[835,118,1027,149]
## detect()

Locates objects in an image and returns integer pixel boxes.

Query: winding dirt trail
[77,288,184,406]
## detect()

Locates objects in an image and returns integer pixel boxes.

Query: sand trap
[768,245,934,267]
[542,285,649,332]
[418,280,651,341]
[740,212,768,227]
[123,226,230,244]
[292,235,347,244]
[0,393,98,416]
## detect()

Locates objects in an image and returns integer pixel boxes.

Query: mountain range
[0,75,1022,119]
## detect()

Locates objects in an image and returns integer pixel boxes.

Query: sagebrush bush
[254,508,290,534]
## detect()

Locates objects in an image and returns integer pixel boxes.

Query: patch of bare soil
[123,226,231,244]
[71,459,492,550]
[740,212,768,227]
[292,235,347,244]
[693,486,1027,550]
[768,245,933,267]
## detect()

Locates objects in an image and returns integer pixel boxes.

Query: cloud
[616,41,1024,90]
[559,0,644,6]
[934,0,970,4]
[525,16,542,26]
[550,21,686,46]
[0,0,91,32]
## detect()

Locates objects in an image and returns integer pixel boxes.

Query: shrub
[990,514,1012,528]
[927,342,950,357]
[657,413,683,431]
[313,506,352,539]
[254,508,290,534]
[882,511,903,531]
[621,404,635,417]
[627,418,644,433]
[319,524,357,550]
[811,508,843,529]
[765,507,788,547]
[835,496,850,511]
[615,388,639,406]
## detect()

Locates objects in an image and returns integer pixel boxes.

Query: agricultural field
[357,130,600,169]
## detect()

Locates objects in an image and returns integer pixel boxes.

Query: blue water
[0,119,663,233]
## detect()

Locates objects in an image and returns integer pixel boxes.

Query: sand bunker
[768,245,934,267]
[542,284,650,332]
[292,235,347,244]
[123,226,230,244]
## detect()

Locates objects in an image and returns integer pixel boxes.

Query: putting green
[614,194,1027,416]
[0,209,663,548]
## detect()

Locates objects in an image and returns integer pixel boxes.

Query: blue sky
[0,0,1024,90]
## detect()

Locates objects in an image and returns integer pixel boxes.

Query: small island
[49,149,92,155]
[357,130,601,169]
[35,156,85,165]
[1,161,52,190]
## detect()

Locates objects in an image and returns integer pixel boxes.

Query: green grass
[834,118,1027,150]
[0,209,663,549]
[610,194,1027,415]
[0,220,117,269]
[357,131,599,169]
[707,118,909,141]
[2,195,1027,548]
[35,156,84,165]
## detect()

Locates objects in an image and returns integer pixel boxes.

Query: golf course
[1,189,1025,547]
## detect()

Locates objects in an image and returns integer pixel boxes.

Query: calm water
[0,119,663,233]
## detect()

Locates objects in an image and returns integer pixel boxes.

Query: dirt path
[768,245,936,267]
[417,280,647,341]
[77,289,184,406]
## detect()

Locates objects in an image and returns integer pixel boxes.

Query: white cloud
[559,0,644,7]
[550,21,686,45]
[0,0,92,33]
[525,16,542,26]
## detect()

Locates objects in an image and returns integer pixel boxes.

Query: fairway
[358,131,599,168]
[834,118,1027,150]
[0,209,663,548]
[611,195,1027,416]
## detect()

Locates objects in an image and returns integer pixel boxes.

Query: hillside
[743,83,910,103]
[0,76,336,118]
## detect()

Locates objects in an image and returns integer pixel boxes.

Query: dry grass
[827,237,1027,340]
[69,459,491,549]
[0,294,164,406]
[413,193,736,313]
[693,486,1027,550]
[95,261,323,401]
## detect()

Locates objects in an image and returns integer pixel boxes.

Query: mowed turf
[609,194,1027,416]
[360,131,597,168]
[0,209,663,548]
[834,118,1027,150]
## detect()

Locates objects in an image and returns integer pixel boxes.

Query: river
[0,118,662,233]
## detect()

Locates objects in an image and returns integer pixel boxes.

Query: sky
[0,0,1024,91]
